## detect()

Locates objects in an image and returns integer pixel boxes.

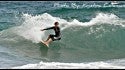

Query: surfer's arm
[41,27,54,31]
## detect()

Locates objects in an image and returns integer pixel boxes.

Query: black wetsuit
[43,26,61,41]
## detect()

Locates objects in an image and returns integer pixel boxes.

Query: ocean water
[0,1,125,69]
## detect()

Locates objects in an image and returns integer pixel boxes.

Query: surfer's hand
[41,29,44,31]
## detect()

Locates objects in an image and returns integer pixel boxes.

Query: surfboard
[40,41,49,48]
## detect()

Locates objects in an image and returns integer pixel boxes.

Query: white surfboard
[41,40,49,48]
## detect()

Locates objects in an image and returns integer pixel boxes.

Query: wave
[14,12,124,43]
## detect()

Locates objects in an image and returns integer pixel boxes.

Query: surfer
[41,22,61,46]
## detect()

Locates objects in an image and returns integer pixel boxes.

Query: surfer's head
[54,22,59,26]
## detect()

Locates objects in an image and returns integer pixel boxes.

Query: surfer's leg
[44,38,52,45]
[45,35,50,42]
[45,35,54,42]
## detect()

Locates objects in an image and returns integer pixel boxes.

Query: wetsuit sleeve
[43,27,54,30]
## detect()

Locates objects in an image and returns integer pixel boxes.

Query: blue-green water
[0,1,125,69]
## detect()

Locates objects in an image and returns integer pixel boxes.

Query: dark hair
[54,22,59,25]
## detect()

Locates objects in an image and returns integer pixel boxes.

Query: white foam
[12,59,125,69]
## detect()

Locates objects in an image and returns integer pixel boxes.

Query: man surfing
[41,22,61,47]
